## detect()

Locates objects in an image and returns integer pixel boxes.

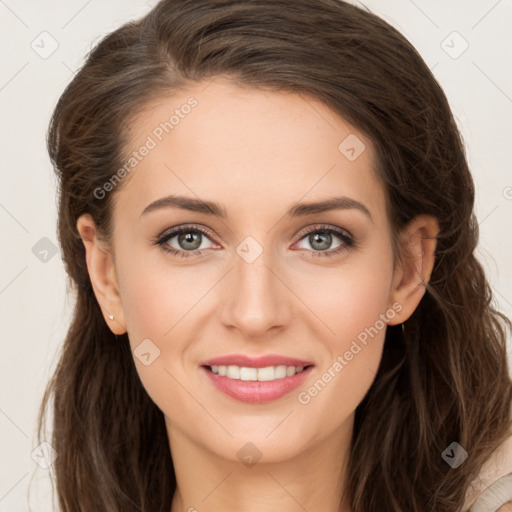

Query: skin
[77,77,439,512]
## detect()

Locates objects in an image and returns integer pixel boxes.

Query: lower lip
[201,366,314,403]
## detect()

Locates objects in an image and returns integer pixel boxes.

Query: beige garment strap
[463,433,512,511]
[468,473,512,512]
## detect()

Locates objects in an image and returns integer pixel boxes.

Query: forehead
[113,77,388,228]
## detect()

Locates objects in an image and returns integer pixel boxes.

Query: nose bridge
[222,234,290,336]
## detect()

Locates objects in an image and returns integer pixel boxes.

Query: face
[83,77,422,465]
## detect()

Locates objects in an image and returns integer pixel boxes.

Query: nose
[220,244,293,338]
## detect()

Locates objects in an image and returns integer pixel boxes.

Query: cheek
[293,248,394,415]
[117,248,203,343]
[116,258,204,416]
[114,247,220,403]
[335,269,392,342]
[297,247,394,351]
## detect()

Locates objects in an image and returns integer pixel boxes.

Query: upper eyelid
[157,224,218,244]
[294,224,353,241]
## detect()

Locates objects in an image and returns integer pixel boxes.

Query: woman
[37,0,512,510]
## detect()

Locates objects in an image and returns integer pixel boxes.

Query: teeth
[226,365,240,379]
[274,365,286,379]
[240,367,257,381]
[209,364,307,381]
[257,366,275,381]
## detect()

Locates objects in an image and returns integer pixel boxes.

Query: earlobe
[76,213,127,335]
[387,214,439,326]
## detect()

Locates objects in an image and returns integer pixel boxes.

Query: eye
[153,225,218,258]
[152,223,356,259]
[292,224,356,258]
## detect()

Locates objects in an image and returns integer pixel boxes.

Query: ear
[386,214,439,326]
[76,213,127,335]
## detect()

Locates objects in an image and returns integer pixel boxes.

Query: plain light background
[0,0,511,510]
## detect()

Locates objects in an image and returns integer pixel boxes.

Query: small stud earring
[108,314,114,320]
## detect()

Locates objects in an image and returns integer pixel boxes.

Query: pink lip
[200,354,315,404]
[201,354,314,368]
[202,366,313,403]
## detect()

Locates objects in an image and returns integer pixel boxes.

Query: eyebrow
[139,194,373,222]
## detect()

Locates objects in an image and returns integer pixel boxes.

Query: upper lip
[201,354,314,368]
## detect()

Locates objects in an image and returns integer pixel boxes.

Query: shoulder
[463,432,512,512]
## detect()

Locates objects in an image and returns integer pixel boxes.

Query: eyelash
[152,223,356,259]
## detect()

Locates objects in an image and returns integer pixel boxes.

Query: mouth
[200,363,315,403]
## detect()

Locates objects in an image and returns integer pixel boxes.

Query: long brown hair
[38,0,512,510]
